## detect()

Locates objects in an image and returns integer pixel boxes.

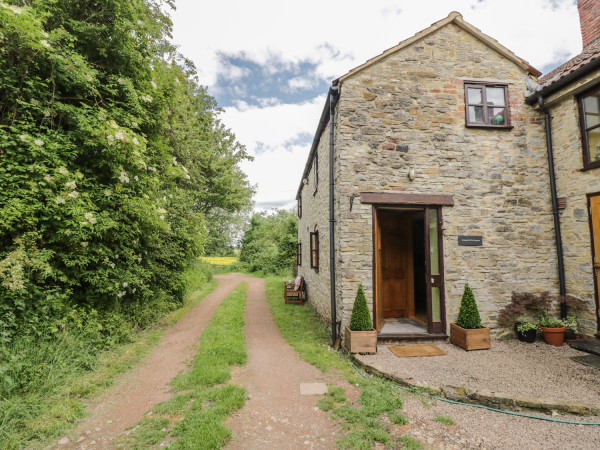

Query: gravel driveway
[356,339,600,448]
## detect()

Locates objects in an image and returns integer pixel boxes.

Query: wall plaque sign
[458,235,483,246]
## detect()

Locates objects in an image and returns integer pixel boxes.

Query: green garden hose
[351,362,600,426]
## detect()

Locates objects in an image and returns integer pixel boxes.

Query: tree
[239,210,298,274]
[0,1,253,341]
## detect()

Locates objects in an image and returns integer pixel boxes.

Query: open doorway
[374,206,446,336]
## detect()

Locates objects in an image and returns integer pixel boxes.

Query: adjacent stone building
[296,6,600,342]
[524,0,600,334]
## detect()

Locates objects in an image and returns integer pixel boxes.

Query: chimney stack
[578,0,600,49]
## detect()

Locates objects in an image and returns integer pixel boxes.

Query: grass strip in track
[122,283,248,449]
[264,276,419,449]
[0,278,217,450]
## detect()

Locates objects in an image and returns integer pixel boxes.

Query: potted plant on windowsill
[538,314,566,347]
[345,283,377,354]
[450,283,490,351]
[515,321,538,343]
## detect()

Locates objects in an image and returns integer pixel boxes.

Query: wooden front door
[374,210,414,328]
[590,194,600,330]
[380,211,414,318]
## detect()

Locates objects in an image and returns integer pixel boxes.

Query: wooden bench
[284,276,306,304]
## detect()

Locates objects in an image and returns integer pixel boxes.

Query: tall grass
[0,263,216,449]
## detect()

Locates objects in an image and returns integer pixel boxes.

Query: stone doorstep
[350,355,600,417]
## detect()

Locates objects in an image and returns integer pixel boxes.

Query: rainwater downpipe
[329,85,339,343]
[538,96,567,318]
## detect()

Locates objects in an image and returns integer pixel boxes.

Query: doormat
[388,345,446,358]
[570,354,600,370]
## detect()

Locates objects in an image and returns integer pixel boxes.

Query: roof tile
[539,39,600,87]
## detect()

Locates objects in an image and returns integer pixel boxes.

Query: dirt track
[225,276,343,449]
[57,274,247,449]
[55,274,344,449]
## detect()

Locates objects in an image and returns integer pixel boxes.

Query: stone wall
[545,67,600,334]
[333,23,559,335]
[297,121,335,327]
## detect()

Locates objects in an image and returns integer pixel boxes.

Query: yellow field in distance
[200,256,238,266]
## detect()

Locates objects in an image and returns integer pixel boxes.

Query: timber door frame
[587,192,600,333]
[372,205,447,335]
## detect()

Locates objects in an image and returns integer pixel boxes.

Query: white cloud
[288,75,318,92]
[220,96,325,209]
[171,0,583,211]
[172,0,581,87]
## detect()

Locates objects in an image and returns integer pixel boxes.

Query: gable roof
[297,12,542,199]
[336,11,541,84]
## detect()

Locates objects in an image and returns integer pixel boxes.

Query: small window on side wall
[297,242,302,266]
[579,85,600,170]
[310,231,319,270]
[297,195,302,218]
[464,82,510,128]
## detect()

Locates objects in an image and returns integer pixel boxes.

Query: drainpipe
[329,84,340,343]
[538,96,567,318]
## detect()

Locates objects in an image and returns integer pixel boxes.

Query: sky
[169,0,582,211]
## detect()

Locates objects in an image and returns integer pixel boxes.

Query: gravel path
[225,276,346,449]
[356,340,600,448]
[357,340,600,406]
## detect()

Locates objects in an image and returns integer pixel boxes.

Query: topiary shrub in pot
[450,283,490,351]
[345,283,377,354]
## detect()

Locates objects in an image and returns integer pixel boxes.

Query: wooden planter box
[450,323,490,351]
[345,326,377,354]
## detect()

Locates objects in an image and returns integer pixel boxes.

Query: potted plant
[515,321,537,343]
[450,283,490,351]
[558,295,589,341]
[498,291,551,340]
[562,316,578,342]
[538,314,566,347]
[345,283,377,354]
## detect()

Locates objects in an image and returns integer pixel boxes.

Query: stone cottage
[296,6,600,343]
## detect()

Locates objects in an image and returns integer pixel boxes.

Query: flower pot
[345,325,377,354]
[450,323,490,351]
[539,325,566,347]
[564,327,578,342]
[514,323,537,343]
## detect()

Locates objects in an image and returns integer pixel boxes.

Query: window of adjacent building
[310,231,319,269]
[313,153,319,194]
[464,82,510,128]
[297,195,302,218]
[297,242,302,266]
[579,85,600,170]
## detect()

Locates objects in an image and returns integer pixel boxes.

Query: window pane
[584,94,600,128]
[429,209,439,275]
[489,107,506,125]
[431,287,441,322]
[486,87,506,106]
[467,88,482,104]
[468,106,483,123]
[588,128,600,162]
